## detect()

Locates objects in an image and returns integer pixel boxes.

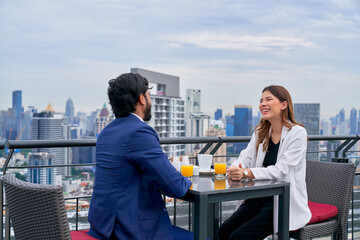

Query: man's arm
[128,126,192,198]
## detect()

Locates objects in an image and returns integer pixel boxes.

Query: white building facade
[131,68,186,157]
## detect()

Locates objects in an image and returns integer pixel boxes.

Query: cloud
[160,32,315,51]
[0,0,359,120]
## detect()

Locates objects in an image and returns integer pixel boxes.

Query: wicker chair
[1,174,96,240]
[291,160,356,240]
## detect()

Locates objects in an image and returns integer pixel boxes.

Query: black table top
[187,175,290,196]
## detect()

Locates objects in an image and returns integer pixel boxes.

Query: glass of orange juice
[214,161,227,179]
[181,164,194,178]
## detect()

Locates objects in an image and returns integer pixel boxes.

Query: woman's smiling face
[259,90,287,122]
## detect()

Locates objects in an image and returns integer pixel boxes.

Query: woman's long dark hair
[256,85,304,152]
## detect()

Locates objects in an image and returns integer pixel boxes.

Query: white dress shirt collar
[131,113,144,122]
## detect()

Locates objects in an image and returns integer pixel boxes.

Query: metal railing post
[76,199,79,231]
[342,139,359,158]
[0,179,3,240]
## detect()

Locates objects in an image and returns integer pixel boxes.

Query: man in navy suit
[88,73,193,240]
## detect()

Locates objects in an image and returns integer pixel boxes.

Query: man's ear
[138,93,146,105]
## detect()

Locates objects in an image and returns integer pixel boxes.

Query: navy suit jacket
[88,114,192,240]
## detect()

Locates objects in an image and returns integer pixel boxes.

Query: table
[180,176,290,240]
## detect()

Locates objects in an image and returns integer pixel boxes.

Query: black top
[263,138,280,167]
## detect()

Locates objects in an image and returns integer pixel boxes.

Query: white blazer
[231,124,311,232]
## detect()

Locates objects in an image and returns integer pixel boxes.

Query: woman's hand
[227,164,245,180]
[227,164,255,180]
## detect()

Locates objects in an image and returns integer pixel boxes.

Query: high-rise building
[214,109,223,120]
[233,105,252,154]
[3,90,23,140]
[76,111,88,136]
[252,110,262,131]
[184,89,210,153]
[204,126,226,163]
[294,103,320,160]
[186,112,210,154]
[321,119,332,136]
[86,110,99,136]
[225,114,235,155]
[27,152,54,185]
[131,68,186,157]
[225,115,234,137]
[335,121,349,135]
[95,103,113,136]
[12,90,22,120]
[350,108,357,134]
[339,108,345,123]
[65,98,75,124]
[31,105,65,185]
[186,89,201,115]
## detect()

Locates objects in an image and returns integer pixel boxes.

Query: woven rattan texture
[2,174,71,240]
[291,160,356,240]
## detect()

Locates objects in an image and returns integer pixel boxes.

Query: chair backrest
[2,174,71,240]
[306,160,356,238]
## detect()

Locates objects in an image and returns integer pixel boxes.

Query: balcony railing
[1,135,360,240]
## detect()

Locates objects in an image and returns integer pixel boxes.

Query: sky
[0,0,359,120]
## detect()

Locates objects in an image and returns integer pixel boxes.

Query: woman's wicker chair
[2,174,96,240]
[291,160,356,240]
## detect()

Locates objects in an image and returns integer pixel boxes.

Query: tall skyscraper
[5,90,23,140]
[294,103,320,160]
[350,107,357,134]
[31,105,65,185]
[131,68,186,157]
[339,108,345,123]
[186,89,201,114]
[225,115,234,137]
[214,109,223,120]
[184,89,210,153]
[65,98,75,124]
[233,105,252,153]
[12,90,22,119]
[186,112,210,154]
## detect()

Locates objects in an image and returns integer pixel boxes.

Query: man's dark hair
[107,73,150,118]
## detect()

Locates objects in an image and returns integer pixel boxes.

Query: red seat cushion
[307,201,338,225]
[71,230,99,240]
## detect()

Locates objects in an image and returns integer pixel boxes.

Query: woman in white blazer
[218,85,311,240]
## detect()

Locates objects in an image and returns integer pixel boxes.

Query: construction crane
[16,126,26,140]
[8,128,12,140]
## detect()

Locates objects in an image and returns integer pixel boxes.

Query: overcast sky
[0,0,359,119]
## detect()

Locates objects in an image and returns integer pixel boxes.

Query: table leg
[212,203,220,240]
[194,195,208,240]
[278,185,290,240]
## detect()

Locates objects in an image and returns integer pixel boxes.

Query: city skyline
[1,88,360,121]
[1,1,359,119]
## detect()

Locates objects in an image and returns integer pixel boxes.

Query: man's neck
[131,112,144,122]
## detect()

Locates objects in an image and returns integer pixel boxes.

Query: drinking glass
[214,161,227,179]
[181,164,194,178]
